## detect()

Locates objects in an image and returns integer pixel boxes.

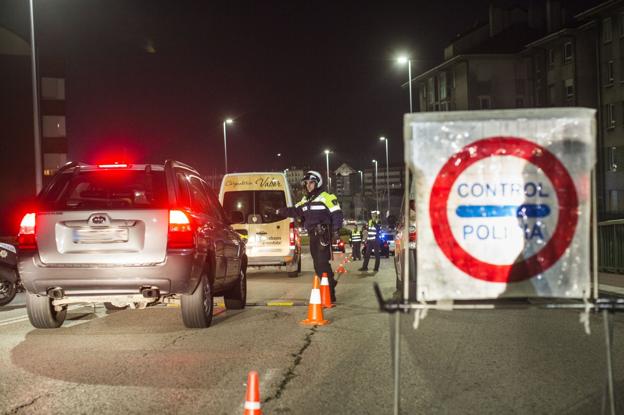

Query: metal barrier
[599,219,624,273]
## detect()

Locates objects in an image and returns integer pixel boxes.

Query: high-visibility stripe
[244,401,261,410]
[310,205,326,210]
[302,206,309,211]
[309,288,321,304]
[328,205,341,212]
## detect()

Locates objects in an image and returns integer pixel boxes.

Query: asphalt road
[0,248,623,414]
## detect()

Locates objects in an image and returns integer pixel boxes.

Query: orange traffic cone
[244,371,262,415]
[320,273,335,308]
[300,276,330,325]
[336,264,347,274]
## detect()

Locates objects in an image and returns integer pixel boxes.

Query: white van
[219,172,301,277]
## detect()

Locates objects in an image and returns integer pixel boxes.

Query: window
[42,115,66,138]
[41,77,65,100]
[564,79,575,98]
[604,17,613,43]
[176,172,191,208]
[427,78,435,104]
[189,176,211,213]
[478,95,491,109]
[548,48,555,66]
[608,190,624,214]
[222,191,286,224]
[563,42,573,62]
[606,103,616,129]
[609,146,618,171]
[439,72,447,100]
[43,153,67,176]
[620,13,624,37]
[608,61,615,84]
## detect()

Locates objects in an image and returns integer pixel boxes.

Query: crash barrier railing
[598,219,624,274]
[384,109,620,415]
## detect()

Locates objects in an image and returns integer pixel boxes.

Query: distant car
[380,230,396,256]
[332,237,345,253]
[18,160,247,329]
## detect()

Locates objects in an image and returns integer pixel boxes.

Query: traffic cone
[336,264,347,274]
[300,276,330,325]
[320,273,335,309]
[244,371,262,415]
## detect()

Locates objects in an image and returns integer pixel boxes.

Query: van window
[222,190,286,224]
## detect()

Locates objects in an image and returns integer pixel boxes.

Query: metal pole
[385,139,390,217]
[393,311,401,415]
[403,164,410,302]
[592,169,599,300]
[602,310,616,415]
[29,0,42,193]
[325,152,330,192]
[408,60,413,113]
[222,122,228,174]
[374,161,379,212]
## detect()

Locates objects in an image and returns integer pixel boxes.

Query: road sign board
[405,108,595,301]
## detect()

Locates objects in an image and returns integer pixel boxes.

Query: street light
[379,136,390,217]
[397,55,413,113]
[358,170,364,193]
[29,0,42,192]
[324,149,331,192]
[222,118,233,173]
[372,159,379,212]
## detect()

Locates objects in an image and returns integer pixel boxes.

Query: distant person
[359,210,381,272]
[276,171,343,303]
[349,225,362,260]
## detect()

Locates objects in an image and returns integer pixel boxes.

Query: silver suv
[17,160,247,329]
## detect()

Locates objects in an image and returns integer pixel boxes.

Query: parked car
[17,160,247,329]
[394,195,417,301]
[380,230,396,256]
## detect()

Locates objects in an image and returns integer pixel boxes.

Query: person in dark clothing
[276,170,343,302]
[359,210,381,272]
[349,226,362,260]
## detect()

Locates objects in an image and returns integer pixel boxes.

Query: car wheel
[224,266,247,309]
[181,274,214,328]
[0,279,17,307]
[103,302,128,311]
[26,293,66,329]
[288,254,300,278]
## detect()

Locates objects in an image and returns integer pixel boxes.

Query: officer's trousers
[362,239,380,271]
[309,231,336,301]
[351,242,361,260]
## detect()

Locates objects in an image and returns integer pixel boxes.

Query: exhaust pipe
[46,287,65,300]
[140,286,160,298]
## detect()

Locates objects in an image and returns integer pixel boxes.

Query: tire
[103,302,128,311]
[288,253,300,278]
[0,280,17,307]
[26,293,66,329]
[181,275,214,328]
[224,266,247,309]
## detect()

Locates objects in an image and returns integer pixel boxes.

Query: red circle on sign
[429,137,578,283]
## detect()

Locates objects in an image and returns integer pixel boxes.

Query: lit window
[42,116,66,137]
[563,42,573,62]
[606,103,616,129]
[41,77,65,100]
[564,79,575,98]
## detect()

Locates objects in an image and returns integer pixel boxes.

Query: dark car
[17,160,247,329]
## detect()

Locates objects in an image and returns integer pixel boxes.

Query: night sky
[1,0,591,176]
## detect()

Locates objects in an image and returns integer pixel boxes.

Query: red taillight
[97,162,129,168]
[18,212,37,250]
[289,222,296,246]
[168,210,194,249]
[339,241,344,247]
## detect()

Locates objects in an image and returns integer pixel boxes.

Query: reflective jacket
[279,190,343,232]
[366,219,381,241]
[350,231,362,243]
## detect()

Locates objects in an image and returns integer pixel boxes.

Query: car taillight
[289,222,296,246]
[339,241,344,247]
[97,162,129,168]
[18,212,37,250]
[168,210,194,249]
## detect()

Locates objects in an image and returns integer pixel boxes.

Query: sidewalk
[598,272,624,296]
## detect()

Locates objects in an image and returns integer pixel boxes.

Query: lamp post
[222,118,233,173]
[397,55,413,113]
[324,149,331,192]
[29,0,42,192]
[372,159,379,212]
[379,137,390,217]
[358,170,364,193]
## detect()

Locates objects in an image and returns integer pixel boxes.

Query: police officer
[277,170,343,302]
[359,210,381,272]
[349,225,362,260]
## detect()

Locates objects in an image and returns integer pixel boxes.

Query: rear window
[41,170,169,210]
[222,190,286,224]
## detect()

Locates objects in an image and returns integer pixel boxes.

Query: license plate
[73,228,129,244]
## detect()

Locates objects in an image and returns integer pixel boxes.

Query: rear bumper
[18,251,198,296]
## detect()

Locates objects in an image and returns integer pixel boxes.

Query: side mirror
[229,211,245,224]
